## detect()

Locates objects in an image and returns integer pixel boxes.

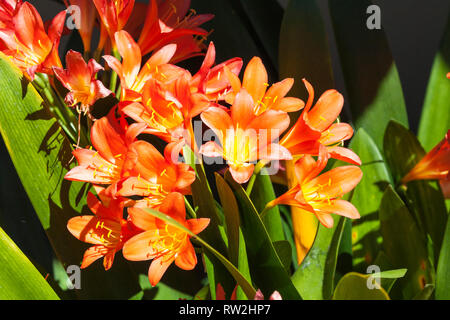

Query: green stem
[184,197,197,219]
[245,160,267,195]
[109,48,120,92]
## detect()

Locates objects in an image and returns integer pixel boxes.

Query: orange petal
[201,106,233,143]
[242,57,268,104]
[187,218,210,235]
[128,207,158,230]
[148,256,174,286]
[229,164,254,184]
[114,30,142,88]
[122,230,155,261]
[315,199,360,220]
[307,89,344,131]
[174,242,197,270]
[199,141,224,158]
[272,97,305,113]
[319,123,354,146]
[315,212,334,228]
[327,146,362,166]
[80,245,108,269]
[158,192,187,223]
[308,165,363,197]
[231,89,256,129]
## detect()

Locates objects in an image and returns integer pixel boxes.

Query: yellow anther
[319,115,326,121]
[273,95,278,103]
[114,154,122,158]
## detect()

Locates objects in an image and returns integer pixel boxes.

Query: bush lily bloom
[103,30,178,101]
[135,0,214,62]
[123,192,210,286]
[93,0,134,48]
[0,2,66,79]
[267,146,362,228]
[401,130,449,198]
[224,56,305,115]
[67,191,139,270]
[64,108,146,195]
[117,140,196,208]
[53,50,112,113]
[200,88,292,184]
[280,79,361,166]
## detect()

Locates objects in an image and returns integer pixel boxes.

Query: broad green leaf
[273,240,292,273]
[332,272,390,300]
[379,186,434,299]
[215,173,252,300]
[329,0,408,149]
[142,207,256,300]
[238,0,283,68]
[279,0,334,125]
[436,215,450,299]
[224,171,302,300]
[373,251,398,293]
[135,274,194,300]
[349,129,390,270]
[279,205,299,271]
[383,121,447,260]
[0,54,139,299]
[370,269,408,279]
[418,14,450,151]
[249,169,285,242]
[291,216,345,300]
[0,227,59,300]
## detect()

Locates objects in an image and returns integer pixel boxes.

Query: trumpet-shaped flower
[280,79,361,165]
[401,130,450,197]
[67,191,139,270]
[53,50,112,113]
[224,56,304,115]
[68,0,97,53]
[64,108,146,195]
[0,2,65,79]
[117,140,196,208]
[122,192,210,286]
[93,0,134,47]
[268,146,362,228]
[200,88,292,184]
[103,30,178,101]
[120,75,210,146]
[190,42,243,102]
[134,0,214,62]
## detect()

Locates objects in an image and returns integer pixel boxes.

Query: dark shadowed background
[1,0,449,278]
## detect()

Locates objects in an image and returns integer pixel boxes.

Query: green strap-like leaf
[224,171,302,300]
[383,121,447,261]
[349,129,391,270]
[418,14,450,151]
[436,214,450,299]
[0,54,140,299]
[291,216,345,300]
[0,226,59,300]
[328,0,409,149]
[379,186,434,299]
[279,0,334,125]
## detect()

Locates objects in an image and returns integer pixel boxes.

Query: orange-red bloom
[93,0,134,47]
[64,108,146,195]
[401,130,450,197]
[200,88,292,184]
[53,50,112,113]
[224,56,304,115]
[134,0,214,63]
[122,192,210,286]
[0,0,21,29]
[103,30,178,101]
[268,146,362,228]
[0,2,65,79]
[280,79,361,166]
[117,140,196,208]
[67,191,139,270]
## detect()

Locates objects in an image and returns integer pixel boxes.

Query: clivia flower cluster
[2,0,447,293]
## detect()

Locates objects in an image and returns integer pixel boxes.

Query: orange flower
[134,0,214,62]
[68,0,97,53]
[120,76,210,145]
[64,108,146,195]
[117,140,196,208]
[53,50,112,113]
[280,79,361,165]
[268,146,362,228]
[122,192,210,286]
[0,0,21,29]
[93,0,134,47]
[0,2,66,79]
[200,88,292,184]
[401,130,449,191]
[103,30,178,101]
[224,56,305,115]
[67,191,139,270]
[190,42,243,102]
